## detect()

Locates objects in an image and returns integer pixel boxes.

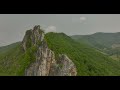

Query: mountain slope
[71,32,120,57]
[1,26,120,76]
[0,25,77,76]
[0,42,23,75]
[23,25,77,76]
[0,42,20,55]
[45,32,120,76]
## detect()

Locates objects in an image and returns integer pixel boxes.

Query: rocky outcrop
[49,54,77,76]
[22,25,77,76]
[25,41,56,76]
[22,25,44,52]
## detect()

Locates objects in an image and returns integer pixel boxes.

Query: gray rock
[22,25,44,52]
[22,25,77,76]
[49,54,77,76]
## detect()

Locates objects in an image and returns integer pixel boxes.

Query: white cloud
[72,16,87,23]
[80,17,87,21]
[80,16,87,23]
[45,25,57,33]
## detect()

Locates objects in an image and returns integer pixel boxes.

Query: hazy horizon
[0,14,120,46]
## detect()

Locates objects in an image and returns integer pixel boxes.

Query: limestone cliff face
[49,54,77,76]
[22,25,44,52]
[22,25,77,76]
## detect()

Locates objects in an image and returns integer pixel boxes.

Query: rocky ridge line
[22,25,77,76]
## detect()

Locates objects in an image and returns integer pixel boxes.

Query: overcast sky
[0,14,120,46]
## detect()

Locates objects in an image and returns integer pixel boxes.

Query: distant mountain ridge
[1,27,120,76]
[71,32,120,60]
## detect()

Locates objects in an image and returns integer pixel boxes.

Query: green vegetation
[1,31,120,76]
[45,32,120,76]
[0,42,37,76]
[0,42,21,55]
[71,32,120,60]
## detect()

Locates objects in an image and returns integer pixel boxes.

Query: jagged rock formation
[49,54,77,76]
[22,25,77,76]
[22,25,44,52]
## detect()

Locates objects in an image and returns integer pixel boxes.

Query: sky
[0,14,120,46]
